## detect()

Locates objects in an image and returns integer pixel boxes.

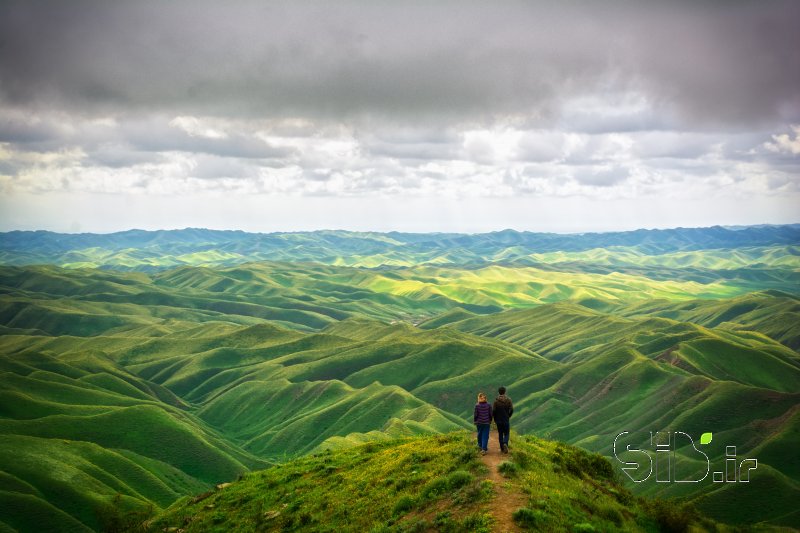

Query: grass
[0,233,798,530]
[151,432,722,532]
[151,432,488,532]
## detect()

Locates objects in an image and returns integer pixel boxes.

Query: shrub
[392,495,415,515]
[459,450,475,463]
[421,477,449,500]
[498,461,519,477]
[609,487,633,505]
[320,465,338,476]
[409,451,432,465]
[598,505,623,526]
[512,448,532,469]
[447,470,473,489]
[646,499,696,533]
[362,442,377,453]
[434,511,457,532]
[583,453,614,481]
[551,445,614,481]
[512,507,549,529]
[454,479,493,504]
[460,512,492,533]
[398,518,429,533]
[573,523,596,532]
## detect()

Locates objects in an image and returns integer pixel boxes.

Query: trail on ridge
[478,429,527,533]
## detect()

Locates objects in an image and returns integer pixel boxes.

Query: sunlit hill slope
[0,225,798,531]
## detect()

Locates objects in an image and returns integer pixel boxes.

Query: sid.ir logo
[613,431,757,483]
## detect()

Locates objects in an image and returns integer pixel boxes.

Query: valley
[0,226,798,531]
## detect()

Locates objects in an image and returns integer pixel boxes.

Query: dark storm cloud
[0,1,797,127]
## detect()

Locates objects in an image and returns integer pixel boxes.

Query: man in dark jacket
[492,386,514,453]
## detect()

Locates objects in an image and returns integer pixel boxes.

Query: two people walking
[473,386,513,455]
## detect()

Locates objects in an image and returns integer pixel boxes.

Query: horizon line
[2,222,799,237]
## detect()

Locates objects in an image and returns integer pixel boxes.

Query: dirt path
[478,429,527,533]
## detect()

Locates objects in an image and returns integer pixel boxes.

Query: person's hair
[477,392,487,402]
[498,386,506,395]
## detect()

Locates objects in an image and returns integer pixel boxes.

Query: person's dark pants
[476,424,490,451]
[497,422,510,448]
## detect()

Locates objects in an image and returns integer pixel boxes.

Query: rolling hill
[1,225,798,530]
[2,225,799,272]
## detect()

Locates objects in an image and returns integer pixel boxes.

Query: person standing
[474,392,492,455]
[493,386,514,453]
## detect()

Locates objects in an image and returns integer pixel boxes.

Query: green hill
[151,431,721,533]
[599,291,800,350]
[3,226,799,271]
[0,338,270,531]
[197,379,468,459]
[3,292,797,528]
[1,229,799,531]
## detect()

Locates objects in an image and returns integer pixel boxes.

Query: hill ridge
[3,225,799,271]
[149,431,719,533]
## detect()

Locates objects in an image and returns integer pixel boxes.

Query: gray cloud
[0,113,64,144]
[0,1,797,128]
[122,120,292,160]
[0,111,293,172]
[360,125,462,161]
[190,154,261,180]
[87,144,162,169]
[572,166,630,188]
[0,1,798,232]
[516,131,567,163]
[630,132,718,160]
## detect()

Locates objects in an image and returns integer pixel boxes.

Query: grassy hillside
[0,347,271,531]
[1,227,798,530]
[599,291,800,350]
[2,289,798,528]
[151,431,721,533]
[3,257,794,342]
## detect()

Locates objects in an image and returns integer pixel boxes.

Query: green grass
[197,379,468,459]
[1,235,798,530]
[0,490,93,533]
[0,435,184,531]
[151,432,722,532]
[1,290,797,527]
[152,432,489,532]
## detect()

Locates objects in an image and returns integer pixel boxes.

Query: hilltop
[149,431,718,533]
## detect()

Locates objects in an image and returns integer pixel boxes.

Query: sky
[0,1,798,234]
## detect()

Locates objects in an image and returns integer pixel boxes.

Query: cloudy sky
[1,1,798,233]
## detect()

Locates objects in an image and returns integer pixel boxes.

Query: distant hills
[0,225,798,530]
[2,225,799,270]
